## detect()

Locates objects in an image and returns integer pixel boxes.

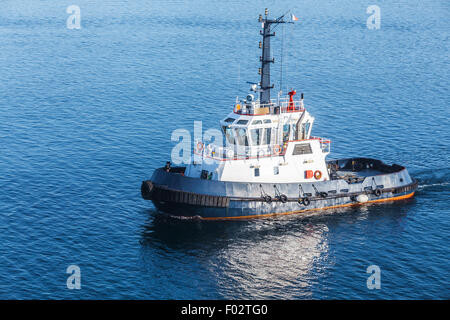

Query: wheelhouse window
[283,124,290,142]
[234,128,249,146]
[250,128,262,146]
[301,121,311,139]
[305,122,311,137]
[236,119,248,125]
[222,126,235,145]
[262,128,271,145]
[224,117,236,123]
[291,123,297,140]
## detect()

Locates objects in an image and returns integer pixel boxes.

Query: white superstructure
[185,94,331,183]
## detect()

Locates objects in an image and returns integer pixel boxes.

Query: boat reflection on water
[212,221,330,299]
[140,199,416,299]
[139,207,370,299]
[140,197,416,299]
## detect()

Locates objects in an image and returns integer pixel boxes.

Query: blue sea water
[0,0,449,299]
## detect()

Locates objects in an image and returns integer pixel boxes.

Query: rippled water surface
[0,0,449,299]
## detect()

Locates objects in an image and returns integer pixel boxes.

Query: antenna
[258,9,292,104]
[279,23,285,93]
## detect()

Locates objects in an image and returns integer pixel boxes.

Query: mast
[258,9,288,104]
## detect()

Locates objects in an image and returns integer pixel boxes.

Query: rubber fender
[141,180,154,200]
[302,197,311,206]
[356,194,369,203]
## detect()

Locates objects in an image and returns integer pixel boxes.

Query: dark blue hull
[142,158,417,220]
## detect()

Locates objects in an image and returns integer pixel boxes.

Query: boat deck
[335,169,383,183]
[328,157,405,183]
[337,168,382,178]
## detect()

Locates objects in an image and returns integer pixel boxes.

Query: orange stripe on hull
[202,191,416,221]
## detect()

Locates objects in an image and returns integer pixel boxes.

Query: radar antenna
[258,9,292,104]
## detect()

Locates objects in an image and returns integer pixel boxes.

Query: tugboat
[141,10,417,220]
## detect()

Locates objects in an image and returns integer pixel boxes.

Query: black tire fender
[302,197,311,206]
[141,180,154,200]
[320,192,328,198]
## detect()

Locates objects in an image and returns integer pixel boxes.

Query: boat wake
[412,168,450,191]
[167,213,203,221]
[418,182,450,190]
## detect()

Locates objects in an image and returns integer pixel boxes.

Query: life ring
[196,141,204,152]
[302,197,310,206]
[314,170,322,180]
[273,144,281,155]
[373,188,382,196]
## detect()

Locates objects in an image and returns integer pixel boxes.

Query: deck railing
[310,136,331,153]
[234,98,305,115]
[194,140,276,161]
[194,137,331,161]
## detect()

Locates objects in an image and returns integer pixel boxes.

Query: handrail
[194,137,331,161]
[194,140,277,161]
[234,99,305,116]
